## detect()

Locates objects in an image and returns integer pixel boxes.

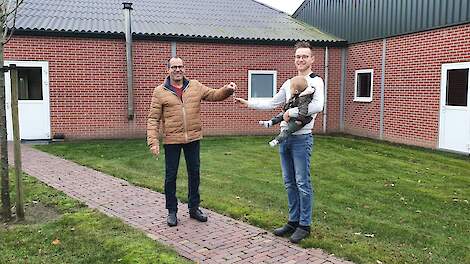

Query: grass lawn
[0,172,191,264]
[35,135,470,264]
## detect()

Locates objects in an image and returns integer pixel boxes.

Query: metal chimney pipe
[123,2,134,120]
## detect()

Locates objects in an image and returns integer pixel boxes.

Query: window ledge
[354,97,373,103]
[248,97,274,103]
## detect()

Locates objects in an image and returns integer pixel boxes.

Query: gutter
[323,46,328,133]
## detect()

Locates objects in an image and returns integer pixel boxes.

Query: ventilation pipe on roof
[123,2,134,120]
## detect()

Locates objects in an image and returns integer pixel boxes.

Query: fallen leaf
[52,239,60,245]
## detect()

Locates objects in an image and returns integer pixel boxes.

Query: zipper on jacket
[181,83,189,142]
[182,105,188,142]
[164,82,190,142]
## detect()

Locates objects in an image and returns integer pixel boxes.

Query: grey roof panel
[15,0,344,43]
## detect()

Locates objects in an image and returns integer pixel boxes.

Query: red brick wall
[5,36,170,139]
[5,36,327,139]
[343,23,470,148]
[344,40,383,138]
[384,23,470,148]
[326,47,342,132]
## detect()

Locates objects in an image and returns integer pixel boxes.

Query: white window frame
[354,69,374,102]
[248,70,277,102]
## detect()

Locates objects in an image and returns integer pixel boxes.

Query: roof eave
[11,28,348,47]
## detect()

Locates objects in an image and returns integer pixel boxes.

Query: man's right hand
[234,98,248,107]
[150,145,160,157]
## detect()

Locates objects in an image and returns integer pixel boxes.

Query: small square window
[248,70,277,101]
[354,69,373,102]
[446,68,468,107]
[18,67,43,100]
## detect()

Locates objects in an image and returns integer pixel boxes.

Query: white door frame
[4,60,51,140]
[438,62,470,154]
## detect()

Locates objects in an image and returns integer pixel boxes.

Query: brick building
[294,0,470,154]
[4,0,343,141]
[7,0,470,154]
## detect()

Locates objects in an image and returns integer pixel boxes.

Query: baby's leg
[270,112,284,125]
[269,119,303,147]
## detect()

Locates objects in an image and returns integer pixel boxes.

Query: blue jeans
[279,133,314,226]
[164,140,200,213]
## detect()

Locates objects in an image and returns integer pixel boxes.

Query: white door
[4,61,51,140]
[439,62,470,154]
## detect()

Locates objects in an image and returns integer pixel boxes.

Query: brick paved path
[13,145,353,264]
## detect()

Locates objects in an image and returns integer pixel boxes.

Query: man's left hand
[283,111,290,122]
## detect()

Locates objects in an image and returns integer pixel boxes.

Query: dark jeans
[164,140,200,213]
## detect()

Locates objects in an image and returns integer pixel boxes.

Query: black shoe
[289,227,310,243]
[167,212,177,227]
[273,223,296,236]
[189,208,208,222]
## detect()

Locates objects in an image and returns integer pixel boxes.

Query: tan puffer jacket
[147,77,233,148]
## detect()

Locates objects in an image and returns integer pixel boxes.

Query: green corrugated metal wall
[294,0,470,43]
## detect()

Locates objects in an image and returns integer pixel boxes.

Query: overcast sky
[255,0,305,15]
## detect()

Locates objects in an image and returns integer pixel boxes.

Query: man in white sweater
[235,41,324,243]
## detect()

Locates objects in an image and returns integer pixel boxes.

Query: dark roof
[294,0,470,44]
[14,0,345,44]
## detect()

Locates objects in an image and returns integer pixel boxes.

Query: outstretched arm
[235,79,289,110]
[201,81,236,101]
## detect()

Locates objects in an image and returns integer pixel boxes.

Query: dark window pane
[446,69,468,106]
[357,72,371,97]
[18,67,43,100]
[251,74,274,98]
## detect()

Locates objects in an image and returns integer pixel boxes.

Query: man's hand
[283,111,290,122]
[150,145,160,158]
[226,82,237,93]
[234,98,248,107]
[259,120,273,128]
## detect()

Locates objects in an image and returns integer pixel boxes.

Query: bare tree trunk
[0,41,11,221]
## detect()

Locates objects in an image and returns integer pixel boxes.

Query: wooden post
[10,64,24,220]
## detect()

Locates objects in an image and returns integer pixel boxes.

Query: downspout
[323,46,329,134]
[123,2,134,120]
[379,39,386,139]
[340,48,347,132]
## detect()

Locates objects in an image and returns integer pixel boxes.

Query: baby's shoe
[259,120,273,128]
[269,139,279,147]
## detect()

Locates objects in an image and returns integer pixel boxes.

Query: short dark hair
[294,41,312,51]
[167,57,183,68]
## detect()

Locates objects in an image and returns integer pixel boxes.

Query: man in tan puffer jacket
[147,57,236,227]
